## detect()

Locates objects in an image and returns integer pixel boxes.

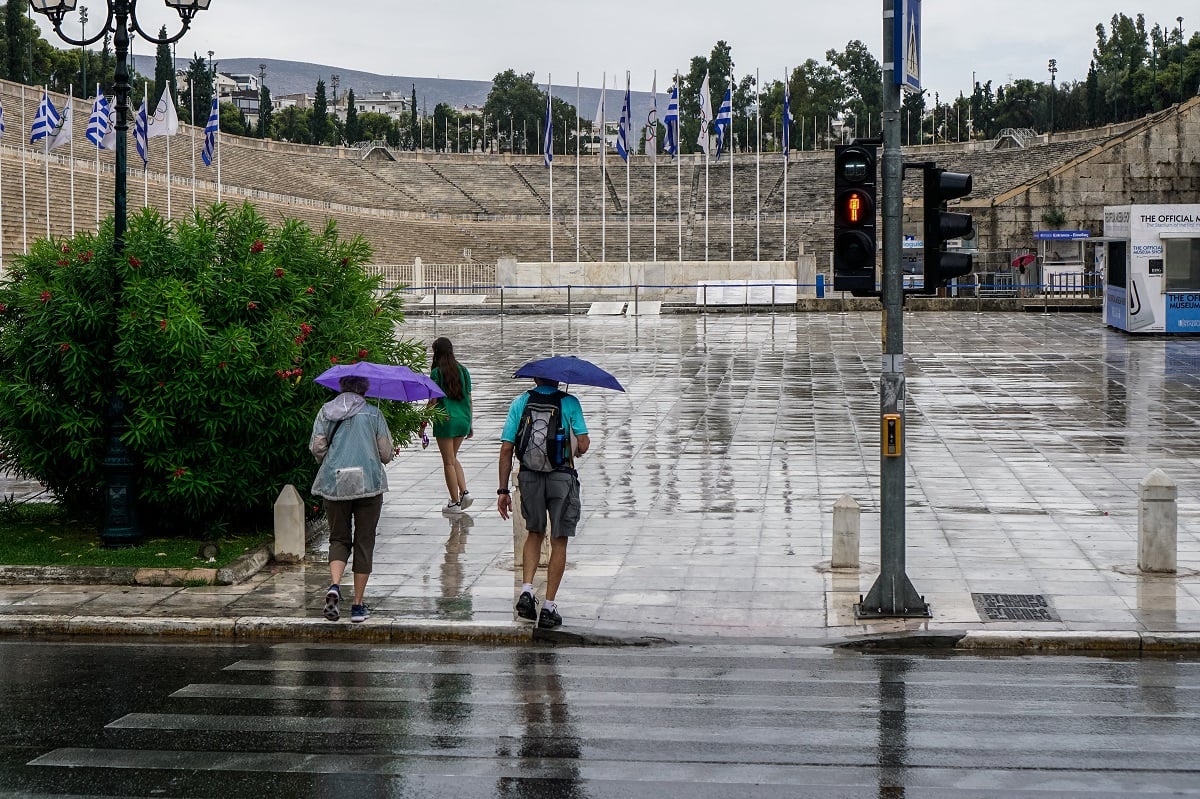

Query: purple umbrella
[315,362,445,401]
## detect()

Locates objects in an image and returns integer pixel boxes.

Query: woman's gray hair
[339,375,370,395]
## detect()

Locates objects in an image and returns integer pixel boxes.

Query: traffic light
[922,165,974,290]
[833,144,878,295]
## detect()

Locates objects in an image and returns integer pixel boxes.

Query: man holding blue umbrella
[499,356,622,629]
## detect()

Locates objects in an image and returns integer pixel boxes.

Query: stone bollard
[832,494,861,569]
[1138,468,1177,574]
[511,464,551,568]
[273,484,306,563]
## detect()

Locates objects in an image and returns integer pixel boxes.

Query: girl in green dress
[426,337,474,513]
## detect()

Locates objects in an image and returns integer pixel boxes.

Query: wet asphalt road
[3,640,1200,797]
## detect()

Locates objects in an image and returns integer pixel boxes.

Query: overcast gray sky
[39,1,1193,100]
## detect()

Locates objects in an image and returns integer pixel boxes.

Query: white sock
[522,583,535,596]
[542,600,557,613]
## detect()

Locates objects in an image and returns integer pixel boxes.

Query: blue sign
[1034,230,1090,240]
[893,0,921,91]
[1166,293,1200,333]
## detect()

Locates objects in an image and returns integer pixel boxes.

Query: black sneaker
[515,591,537,621]
[323,584,341,621]
[538,606,562,629]
[350,603,370,623]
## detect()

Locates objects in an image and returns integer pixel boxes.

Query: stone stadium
[1,76,1196,303]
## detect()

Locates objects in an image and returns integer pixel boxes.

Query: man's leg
[522,531,545,585]
[544,535,568,601]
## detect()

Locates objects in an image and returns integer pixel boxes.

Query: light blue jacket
[309,393,394,501]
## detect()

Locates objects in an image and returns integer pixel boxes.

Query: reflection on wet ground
[3,312,1198,640]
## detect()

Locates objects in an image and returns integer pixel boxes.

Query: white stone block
[1138,468,1177,574]
[273,484,306,563]
[832,494,860,569]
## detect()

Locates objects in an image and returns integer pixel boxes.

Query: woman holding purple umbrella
[309,374,395,623]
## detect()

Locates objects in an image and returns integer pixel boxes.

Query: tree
[272,105,312,144]
[483,69,549,154]
[257,85,273,139]
[410,84,418,150]
[356,111,394,143]
[344,89,360,143]
[219,101,246,137]
[827,40,883,137]
[153,25,177,108]
[180,53,213,127]
[311,77,331,145]
[4,0,29,82]
[0,204,424,536]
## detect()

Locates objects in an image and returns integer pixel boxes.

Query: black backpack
[514,389,569,472]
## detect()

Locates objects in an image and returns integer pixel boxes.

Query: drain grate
[972,593,1060,622]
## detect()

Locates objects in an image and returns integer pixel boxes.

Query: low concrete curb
[840,629,1200,654]
[0,614,534,645]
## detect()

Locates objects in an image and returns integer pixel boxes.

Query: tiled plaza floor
[3,311,1199,642]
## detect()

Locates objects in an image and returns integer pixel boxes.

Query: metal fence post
[500,285,505,316]
[567,284,572,317]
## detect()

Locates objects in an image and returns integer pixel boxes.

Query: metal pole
[858,0,928,618]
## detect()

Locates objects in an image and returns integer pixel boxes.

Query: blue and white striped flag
[782,76,794,160]
[87,91,112,148]
[30,91,61,146]
[134,96,148,165]
[542,91,552,167]
[714,85,732,159]
[616,75,631,162]
[201,95,218,166]
[0,97,5,137]
[663,83,679,157]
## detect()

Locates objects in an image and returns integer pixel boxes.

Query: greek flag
[783,78,794,160]
[615,77,631,162]
[134,97,148,165]
[0,98,5,137]
[87,91,112,148]
[30,91,61,146]
[663,84,678,156]
[714,85,732,159]
[201,95,218,166]
[542,92,552,167]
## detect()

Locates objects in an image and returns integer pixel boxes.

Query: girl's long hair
[431,337,464,400]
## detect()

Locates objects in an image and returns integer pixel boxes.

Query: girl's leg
[451,436,468,499]
[436,436,464,502]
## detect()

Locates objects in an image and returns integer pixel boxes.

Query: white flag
[48,101,73,152]
[644,74,657,162]
[147,87,179,139]
[697,70,712,155]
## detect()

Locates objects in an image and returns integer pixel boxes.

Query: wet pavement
[1,311,1199,645]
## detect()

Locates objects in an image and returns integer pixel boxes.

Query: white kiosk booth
[1100,204,1200,333]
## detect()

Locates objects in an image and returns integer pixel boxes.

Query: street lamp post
[30,0,213,546]
[1048,58,1057,134]
[79,6,87,94]
[1179,17,1186,105]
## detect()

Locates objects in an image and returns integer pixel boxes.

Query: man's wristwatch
[496,488,510,495]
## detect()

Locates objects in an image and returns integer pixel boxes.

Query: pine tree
[410,84,418,150]
[257,85,273,138]
[153,26,177,107]
[5,1,29,82]
[344,89,359,143]
[311,78,330,145]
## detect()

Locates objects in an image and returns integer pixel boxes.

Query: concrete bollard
[510,464,551,568]
[832,494,861,569]
[1138,468,1177,574]
[273,484,306,563]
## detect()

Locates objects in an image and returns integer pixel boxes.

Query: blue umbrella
[513,355,625,392]
[315,362,445,401]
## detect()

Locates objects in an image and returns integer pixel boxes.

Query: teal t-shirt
[500,386,587,443]
[431,364,472,438]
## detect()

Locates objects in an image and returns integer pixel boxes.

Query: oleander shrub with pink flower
[0,203,424,537]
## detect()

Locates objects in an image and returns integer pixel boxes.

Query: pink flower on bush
[357,349,368,358]
[246,301,258,310]
[61,244,71,254]
[159,320,168,331]
[39,291,51,303]
[79,251,93,264]
[250,240,265,254]
[340,257,349,267]
[172,467,187,479]
[306,287,314,294]
[330,356,339,363]
[273,268,284,278]
[56,259,69,267]
[128,256,141,268]
[58,343,70,352]
[0,303,7,313]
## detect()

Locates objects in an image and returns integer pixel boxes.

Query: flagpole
[214,74,222,204]
[143,83,148,208]
[190,86,196,211]
[43,87,51,239]
[95,84,102,227]
[21,86,27,252]
[548,74,553,263]
[600,71,605,262]
[624,71,630,264]
[69,88,76,236]
[575,72,580,263]
[675,72,681,261]
[729,73,734,263]
[784,68,790,262]
[0,102,4,275]
[755,68,761,262]
[651,70,657,263]
[166,94,172,219]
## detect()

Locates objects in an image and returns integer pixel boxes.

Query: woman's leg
[451,436,468,498]
[436,436,464,502]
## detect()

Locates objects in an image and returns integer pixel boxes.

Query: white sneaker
[442,501,463,514]
[458,491,474,510]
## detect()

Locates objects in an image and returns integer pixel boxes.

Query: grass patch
[0,501,270,569]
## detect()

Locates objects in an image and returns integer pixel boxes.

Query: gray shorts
[518,469,581,538]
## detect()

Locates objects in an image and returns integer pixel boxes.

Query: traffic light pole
[856,0,929,618]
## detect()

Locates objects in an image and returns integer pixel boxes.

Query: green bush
[0,203,426,537]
